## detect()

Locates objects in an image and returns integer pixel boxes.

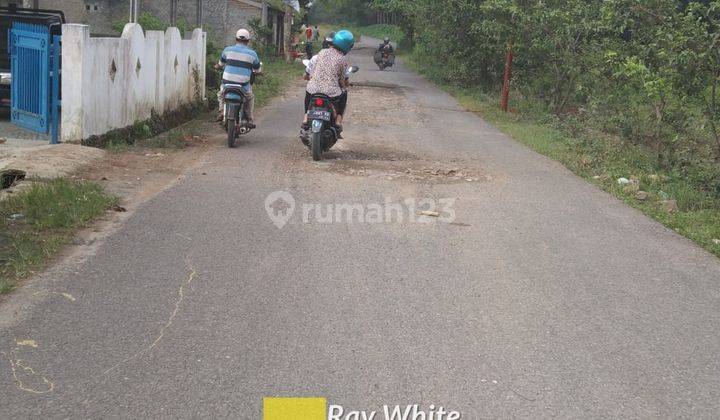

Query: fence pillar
[59,24,87,142]
[50,35,60,144]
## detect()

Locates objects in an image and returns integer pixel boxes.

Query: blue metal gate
[9,22,50,134]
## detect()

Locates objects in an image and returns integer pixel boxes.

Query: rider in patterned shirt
[302,30,355,131]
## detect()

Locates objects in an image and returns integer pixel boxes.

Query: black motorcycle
[223,88,252,148]
[222,66,261,148]
[374,47,395,70]
[301,63,359,161]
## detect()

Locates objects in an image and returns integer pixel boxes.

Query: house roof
[235,0,263,8]
[235,0,285,11]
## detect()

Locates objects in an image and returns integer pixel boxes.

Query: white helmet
[236,28,251,41]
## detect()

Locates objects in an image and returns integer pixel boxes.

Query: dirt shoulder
[74,118,219,209]
[0,115,225,295]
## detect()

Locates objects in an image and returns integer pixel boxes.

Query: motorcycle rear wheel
[311,131,322,161]
[227,119,236,148]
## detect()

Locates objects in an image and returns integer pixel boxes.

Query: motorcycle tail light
[314,98,325,107]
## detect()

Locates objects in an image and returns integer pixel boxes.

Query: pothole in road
[283,83,490,183]
[329,144,417,162]
[282,139,489,184]
[327,157,489,184]
[352,81,404,90]
[301,143,489,184]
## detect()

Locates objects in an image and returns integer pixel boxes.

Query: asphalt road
[2,38,720,419]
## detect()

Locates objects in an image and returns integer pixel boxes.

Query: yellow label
[263,397,327,420]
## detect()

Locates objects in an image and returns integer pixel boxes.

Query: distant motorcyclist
[374,37,395,70]
[301,30,355,133]
[378,37,394,54]
[214,29,261,126]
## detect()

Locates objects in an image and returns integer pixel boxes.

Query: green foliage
[310,0,378,25]
[112,12,191,36]
[8,180,118,230]
[354,24,405,46]
[249,17,274,47]
[206,40,223,94]
[248,17,278,58]
[0,179,118,292]
[253,58,303,108]
[374,0,720,195]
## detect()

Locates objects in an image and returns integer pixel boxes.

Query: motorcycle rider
[374,37,394,70]
[301,30,355,133]
[214,28,261,127]
[378,37,394,54]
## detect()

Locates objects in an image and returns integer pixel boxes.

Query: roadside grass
[106,123,199,152]
[253,57,303,108]
[405,58,720,258]
[0,179,118,293]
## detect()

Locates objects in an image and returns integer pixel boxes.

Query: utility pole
[170,0,178,26]
[196,0,203,28]
[261,1,268,26]
[500,41,513,112]
[129,0,139,23]
[283,4,293,62]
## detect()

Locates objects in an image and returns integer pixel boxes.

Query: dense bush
[369,0,720,194]
[310,0,378,24]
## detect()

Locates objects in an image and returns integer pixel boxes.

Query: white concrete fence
[61,23,206,142]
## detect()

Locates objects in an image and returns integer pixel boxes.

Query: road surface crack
[104,257,197,375]
[2,339,54,394]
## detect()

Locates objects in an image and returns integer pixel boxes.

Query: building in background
[0,0,286,46]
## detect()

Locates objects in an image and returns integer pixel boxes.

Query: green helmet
[333,30,355,54]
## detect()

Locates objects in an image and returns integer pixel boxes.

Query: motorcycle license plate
[308,109,332,121]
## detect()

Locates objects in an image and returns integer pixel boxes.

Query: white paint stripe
[225,51,255,64]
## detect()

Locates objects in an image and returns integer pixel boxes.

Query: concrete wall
[37,0,126,35]
[203,0,228,46]
[2,0,281,46]
[61,23,206,142]
[226,1,262,45]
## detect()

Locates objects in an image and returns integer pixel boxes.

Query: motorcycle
[223,64,262,148]
[223,88,251,148]
[373,48,395,70]
[301,61,359,161]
